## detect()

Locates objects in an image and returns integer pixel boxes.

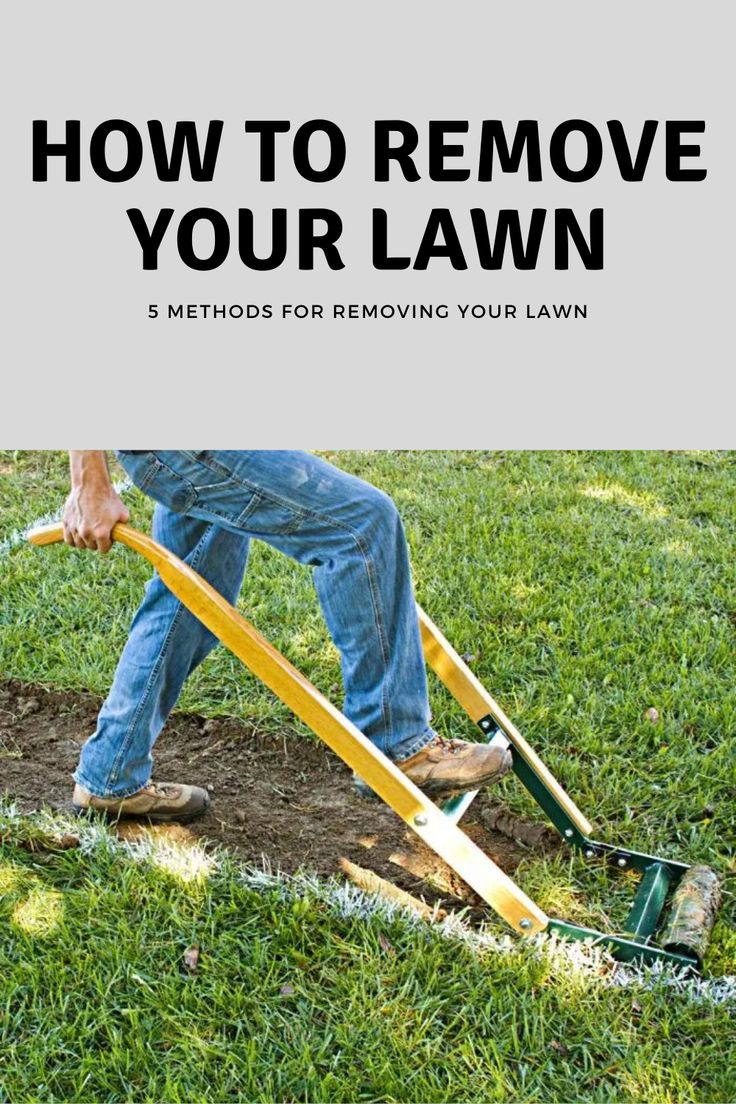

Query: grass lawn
[1,450,735,1102]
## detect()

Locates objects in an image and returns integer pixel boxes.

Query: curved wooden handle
[27,522,68,547]
[26,517,549,934]
[28,521,158,559]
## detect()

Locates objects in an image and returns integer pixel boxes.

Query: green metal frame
[441,716,704,971]
[546,919,698,970]
[625,863,672,939]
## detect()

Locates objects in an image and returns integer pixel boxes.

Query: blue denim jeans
[74,450,435,797]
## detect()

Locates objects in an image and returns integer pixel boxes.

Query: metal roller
[660,866,722,965]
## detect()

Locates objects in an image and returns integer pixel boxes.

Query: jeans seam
[389,724,436,762]
[202,474,394,740]
[187,460,313,530]
[153,454,395,744]
[359,545,392,740]
[103,524,215,791]
[313,518,393,742]
[133,453,158,493]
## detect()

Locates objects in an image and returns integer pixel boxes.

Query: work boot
[72,781,210,823]
[353,734,513,800]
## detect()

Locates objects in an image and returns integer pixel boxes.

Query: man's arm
[63,450,130,553]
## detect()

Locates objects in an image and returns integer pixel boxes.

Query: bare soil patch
[0,680,560,913]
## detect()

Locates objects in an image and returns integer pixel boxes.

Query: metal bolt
[585,849,595,859]
[564,829,574,839]
[414,814,428,827]
[617,857,627,868]
[519,919,533,931]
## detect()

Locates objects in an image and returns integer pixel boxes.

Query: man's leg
[74,505,249,803]
[118,450,433,760]
[97,451,509,799]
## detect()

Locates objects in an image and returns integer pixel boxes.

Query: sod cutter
[29,522,722,972]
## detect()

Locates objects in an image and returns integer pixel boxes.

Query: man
[64,450,511,822]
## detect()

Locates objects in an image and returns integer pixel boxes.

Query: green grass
[1,450,735,1102]
[1,809,734,1104]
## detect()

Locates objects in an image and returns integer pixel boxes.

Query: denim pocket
[134,454,199,514]
[160,452,260,524]
[120,450,306,534]
[179,451,253,492]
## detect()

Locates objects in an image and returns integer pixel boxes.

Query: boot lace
[429,734,467,757]
[146,781,180,797]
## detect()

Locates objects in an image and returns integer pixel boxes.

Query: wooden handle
[28,521,144,551]
[27,523,68,547]
[28,519,549,934]
[418,607,593,837]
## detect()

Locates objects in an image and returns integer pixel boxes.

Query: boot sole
[71,799,210,824]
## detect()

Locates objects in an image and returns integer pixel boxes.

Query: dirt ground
[0,680,560,914]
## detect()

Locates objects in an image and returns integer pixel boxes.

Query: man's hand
[63,451,130,553]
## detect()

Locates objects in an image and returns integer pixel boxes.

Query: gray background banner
[3,1,733,445]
